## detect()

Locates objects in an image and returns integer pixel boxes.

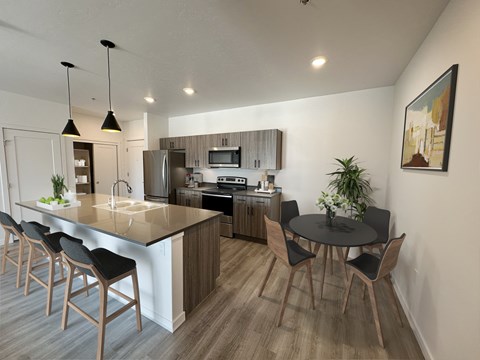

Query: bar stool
[60,237,142,360]
[21,221,86,316]
[0,211,50,288]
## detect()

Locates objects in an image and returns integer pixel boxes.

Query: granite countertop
[16,194,221,247]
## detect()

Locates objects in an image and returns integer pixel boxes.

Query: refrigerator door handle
[162,153,168,195]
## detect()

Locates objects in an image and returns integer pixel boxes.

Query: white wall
[387,0,480,359]
[144,112,168,150]
[170,87,394,214]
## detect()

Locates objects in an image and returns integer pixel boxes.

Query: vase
[326,209,336,227]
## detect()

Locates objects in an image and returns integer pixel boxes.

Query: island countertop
[17,193,222,247]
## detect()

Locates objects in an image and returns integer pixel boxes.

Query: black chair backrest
[363,206,390,244]
[60,237,103,278]
[0,211,22,235]
[20,221,57,253]
[281,200,300,226]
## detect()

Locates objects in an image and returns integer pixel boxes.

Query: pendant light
[61,62,81,137]
[100,39,121,132]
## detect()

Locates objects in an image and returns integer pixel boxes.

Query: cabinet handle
[221,139,224,146]
[254,160,257,168]
[250,207,254,216]
[258,159,260,168]
[225,138,228,146]
[247,207,250,215]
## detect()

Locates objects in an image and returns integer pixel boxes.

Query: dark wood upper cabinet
[160,129,282,170]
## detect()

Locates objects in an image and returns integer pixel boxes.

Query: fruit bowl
[36,200,81,210]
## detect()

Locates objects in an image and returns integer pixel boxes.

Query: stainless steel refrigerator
[143,150,187,204]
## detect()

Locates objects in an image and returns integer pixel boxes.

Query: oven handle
[202,193,233,199]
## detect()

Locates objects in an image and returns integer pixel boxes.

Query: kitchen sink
[93,200,167,214]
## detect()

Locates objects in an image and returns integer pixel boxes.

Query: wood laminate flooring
[0,237,424,359]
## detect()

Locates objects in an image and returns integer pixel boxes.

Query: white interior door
[93,143,118,195]
[4,128,63,222]
[126,140,145,200]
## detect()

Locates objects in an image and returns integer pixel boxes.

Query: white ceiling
[0,0,450,121]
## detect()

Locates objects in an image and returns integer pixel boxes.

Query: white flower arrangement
[315,191,350,213]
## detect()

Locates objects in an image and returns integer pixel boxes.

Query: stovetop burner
[202,176,248,195]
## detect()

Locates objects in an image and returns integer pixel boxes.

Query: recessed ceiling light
[183,87,196,95]
[144,96,156,103]
[311,56,327,68]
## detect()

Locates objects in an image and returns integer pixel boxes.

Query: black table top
[289,214,377,247]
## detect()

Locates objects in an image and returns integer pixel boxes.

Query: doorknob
[96,181,99,184]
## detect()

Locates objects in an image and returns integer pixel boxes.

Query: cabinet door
[190,191,202,208]
[240,130,282,170]
[208,133,241,147]
[185,135,207,168]
[176,189,187,206]
[249,197,270,239]
[233,196,249,236]
[160,136,186,150]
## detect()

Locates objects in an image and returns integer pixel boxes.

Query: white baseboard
[391,275,433,360]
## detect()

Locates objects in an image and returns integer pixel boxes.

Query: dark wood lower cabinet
[183,216,220,314]
[176,189,202,208]
[233,194,280,239]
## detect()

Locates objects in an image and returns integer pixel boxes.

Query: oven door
[201,192,233,216]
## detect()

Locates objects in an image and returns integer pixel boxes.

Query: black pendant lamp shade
[61,62,81,137]
[100,40,121,132]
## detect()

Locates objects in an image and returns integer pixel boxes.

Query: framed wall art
[401,64,458,171]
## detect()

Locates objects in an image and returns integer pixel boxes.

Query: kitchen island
[17,194,222,332]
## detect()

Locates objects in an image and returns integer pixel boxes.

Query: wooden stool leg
[61,262,75,330]
[46,257,55,316]
[16,237,25,288]
[277,269,295,327]
[1,231,10,274]
[58,258,65,280]
[306,260,315,310]
[83,274,89,297]
[97,284,108,360]
[319,245,328,299]
[367,283,384,348]
[24,243,34,296]
[258,256,276,297]
[131,269,142,331]
[342,271,354,313]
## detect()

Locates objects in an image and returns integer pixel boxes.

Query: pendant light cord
[66,66,72,119]
[107,46,112,111]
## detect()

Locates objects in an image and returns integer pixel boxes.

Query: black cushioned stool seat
[91,248,136,280]
[0,211,51,288]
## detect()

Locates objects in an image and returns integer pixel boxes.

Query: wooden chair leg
[277,269,295,327]
[335,246,348,284]
[319,245,328,299]
[328,246,333,275]
[24,243,34,296]
[342,271,354,314]
[385,275,403,327]
[344,247,350,261]
[305,260,315,310]
[313,243,321,255]
[367,282,384,348]
[258,256,276,297]
[362,283,366,299]
[61,262,75,330]
[359,246,364,254]
[46,257,55,316]
[131,269,143,332]
[83,274,89,297]
[97,284,108,360]
[307,240,312,253]
[1,231,10,274]
[16,237,25,288]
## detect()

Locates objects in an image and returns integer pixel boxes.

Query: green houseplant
[51,174,68,200]
[327,156,373,220]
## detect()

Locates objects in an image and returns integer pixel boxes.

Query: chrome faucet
[110,179,132,209]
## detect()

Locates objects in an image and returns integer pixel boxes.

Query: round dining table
[289,213,377,298]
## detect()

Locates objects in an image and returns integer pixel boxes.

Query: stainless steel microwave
[208,147,241,168]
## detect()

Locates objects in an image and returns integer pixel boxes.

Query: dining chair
[280,200,312,252]
[259,215,316,326]
[342,233,406,347]
[60,237,142,360]
[0,211,50,288]
[21,221,87,316]
[344,206,391,261]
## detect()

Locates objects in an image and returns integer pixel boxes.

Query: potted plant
[327,156,373,220]
[51,174,68,200]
